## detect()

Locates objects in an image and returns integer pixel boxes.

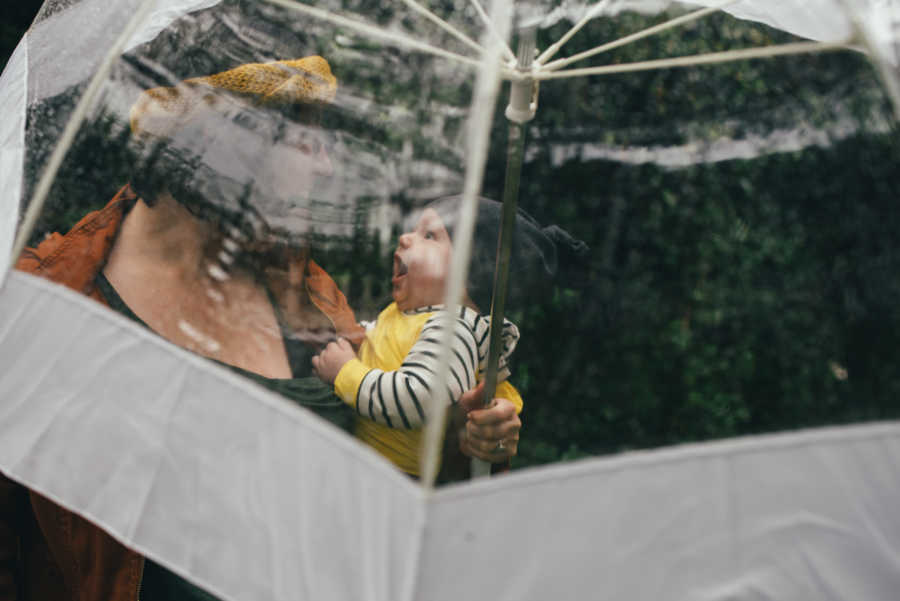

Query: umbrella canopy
[2,1,900,600]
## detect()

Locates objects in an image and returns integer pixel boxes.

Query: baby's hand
[312,338,356,384]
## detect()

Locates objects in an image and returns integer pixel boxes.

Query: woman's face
[250,116,334,234]
[392,208,453,311]
[153,96,334,240]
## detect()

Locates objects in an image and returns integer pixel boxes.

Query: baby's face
[392,208,453,311]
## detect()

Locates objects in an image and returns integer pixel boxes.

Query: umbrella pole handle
[470,118,528,479]
[470,29,535,480]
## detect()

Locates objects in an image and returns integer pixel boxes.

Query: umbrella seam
[6,270,418,488]
[432,422,900,503]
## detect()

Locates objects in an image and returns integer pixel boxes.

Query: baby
[313,196,561,477]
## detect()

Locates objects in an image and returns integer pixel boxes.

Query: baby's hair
[417,195,588,313]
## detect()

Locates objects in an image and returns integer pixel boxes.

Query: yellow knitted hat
[130,55,337,135]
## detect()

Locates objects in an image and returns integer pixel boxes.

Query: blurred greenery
[486,11,900,468]
[6,2,900,474]
[503,133,900,467]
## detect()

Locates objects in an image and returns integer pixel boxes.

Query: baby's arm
[333,314,479,429]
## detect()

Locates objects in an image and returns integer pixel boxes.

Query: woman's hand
[458,381,521,462]
[311,338,356,384]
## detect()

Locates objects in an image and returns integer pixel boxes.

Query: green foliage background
[479,14,900,467]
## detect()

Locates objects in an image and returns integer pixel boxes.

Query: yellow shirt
[335,303,523,476]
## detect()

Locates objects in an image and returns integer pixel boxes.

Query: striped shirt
[334,303,519,429]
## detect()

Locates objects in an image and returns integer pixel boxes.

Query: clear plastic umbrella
[1,1,900,600]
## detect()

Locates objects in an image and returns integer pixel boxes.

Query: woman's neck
[106,191,219,282]
[100,191,294,378]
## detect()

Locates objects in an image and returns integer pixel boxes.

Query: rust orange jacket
[1,185,364,601]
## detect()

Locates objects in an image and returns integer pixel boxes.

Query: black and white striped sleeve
[350,314,479,429]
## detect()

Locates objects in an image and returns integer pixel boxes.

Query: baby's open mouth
[393,254,408,280]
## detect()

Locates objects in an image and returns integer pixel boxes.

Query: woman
[3,55,521,600]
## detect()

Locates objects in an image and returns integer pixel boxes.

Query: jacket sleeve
[305,259,366,347]
[14,233,64,274]
[334,314,479,429]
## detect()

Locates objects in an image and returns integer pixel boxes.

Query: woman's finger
[458,380,486,413]
[466,420,521,444]
[467,398,517,426]
[460,428,519,461]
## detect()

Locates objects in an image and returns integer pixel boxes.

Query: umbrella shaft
[471,29,535,479]
[482,120,527,407]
